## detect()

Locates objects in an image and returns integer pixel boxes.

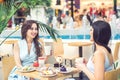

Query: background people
[61,11,74,29]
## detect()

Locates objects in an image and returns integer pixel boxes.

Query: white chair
[63,44,79,66]
[0,40,17,57]
[53,38,79,67]
[44,46,51,56]
[63,44,79,59]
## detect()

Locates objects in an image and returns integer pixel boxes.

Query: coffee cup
[75,57,85,64]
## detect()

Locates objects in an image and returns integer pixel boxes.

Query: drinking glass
[55,56,63,70]
[38,57,46,67]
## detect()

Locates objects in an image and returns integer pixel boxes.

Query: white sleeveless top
[8,39,38,80]
[18,39,37,66]
[87,49,113,73]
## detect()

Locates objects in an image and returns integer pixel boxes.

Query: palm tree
[0,0,59,45]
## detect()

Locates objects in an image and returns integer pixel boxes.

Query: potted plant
[0,0,59,45]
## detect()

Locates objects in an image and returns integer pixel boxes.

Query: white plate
[40,72,57,77]
[17,67,35,73]
[59,67,73,73]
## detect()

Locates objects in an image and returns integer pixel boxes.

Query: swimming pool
[1,34,120,40]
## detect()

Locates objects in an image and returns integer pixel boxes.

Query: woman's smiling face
[26,23,38,39]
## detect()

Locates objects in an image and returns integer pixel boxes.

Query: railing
[0,27,120,40]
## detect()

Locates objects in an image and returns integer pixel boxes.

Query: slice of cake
[60,66,67,72]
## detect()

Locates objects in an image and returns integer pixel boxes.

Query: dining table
[68,41,93,79]
[15,67,79,80]
[68,41,93,57]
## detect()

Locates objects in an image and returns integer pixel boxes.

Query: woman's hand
[17,66,22,69]
[75,60,87,71]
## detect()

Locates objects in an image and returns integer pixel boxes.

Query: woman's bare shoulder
[93,50,105,61]
[94,50,105,56]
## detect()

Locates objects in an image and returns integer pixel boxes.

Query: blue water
[1,34,120,40]
[114,34,120,40]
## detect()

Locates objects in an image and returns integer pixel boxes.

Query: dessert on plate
[42,69,56,75]
[60,66,67,72]
[18,66,35,72]
[40,67,57,76]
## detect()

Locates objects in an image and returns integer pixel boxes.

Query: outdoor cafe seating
[1,39,120,80]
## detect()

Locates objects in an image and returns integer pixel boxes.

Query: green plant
[114,59,120,70]
[0,0,59,45]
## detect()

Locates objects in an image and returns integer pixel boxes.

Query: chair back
[105,68,120,80]
[114,41,120,61]
[53,38,64,57]
[63,44,79,59]
[0,40,17,57]
[39,38,44,46]
[4,40,18,44]
[2,56,15,80]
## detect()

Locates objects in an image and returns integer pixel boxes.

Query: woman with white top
[75,20,113,80]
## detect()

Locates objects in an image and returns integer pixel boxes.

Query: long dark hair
[92,20,111,53]
[21,20,42,59]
